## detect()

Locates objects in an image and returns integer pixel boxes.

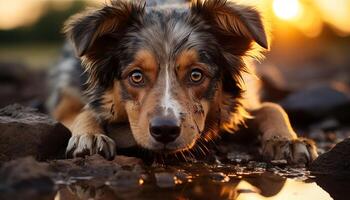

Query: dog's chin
[134,137,193,154]
[142,139,197,154]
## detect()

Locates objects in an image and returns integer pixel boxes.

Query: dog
[47,0,318,165]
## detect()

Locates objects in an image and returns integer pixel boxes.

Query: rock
[210,172,230,182]
[280,83,350,125]
[257,64,291,102]
[155,172,177,188]
[0,157,55,200]
[107,169,144,187]
[49,154,143,178]
[310,138,350,176]
[315,175,350,200]
[0,104,71,164]
[270,159,288,166]
[0,62,47,110]
[113,155,144,167]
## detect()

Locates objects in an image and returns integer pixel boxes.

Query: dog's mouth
[143,135,199,154]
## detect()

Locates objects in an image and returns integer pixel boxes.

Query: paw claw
[262,137,318,166]
[66,134,116,160]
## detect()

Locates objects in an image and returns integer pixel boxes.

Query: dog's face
[65,0,268,153]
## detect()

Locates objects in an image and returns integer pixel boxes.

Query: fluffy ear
[64,1,144,57]
[63,1,144,89]
[191,0,268,55]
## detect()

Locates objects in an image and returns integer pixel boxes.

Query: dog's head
[65,0,268,153]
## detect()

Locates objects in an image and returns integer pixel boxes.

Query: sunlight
[273,0,300,21]
[316,0,350,35]
[0,0,43,30]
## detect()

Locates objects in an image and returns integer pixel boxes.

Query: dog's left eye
[129,70,144,85]
[190,69,203,83]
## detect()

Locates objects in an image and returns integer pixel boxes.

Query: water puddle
[52,163,339,200]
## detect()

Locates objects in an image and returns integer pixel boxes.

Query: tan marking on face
[176,49,198,70]
[122,49,158,79]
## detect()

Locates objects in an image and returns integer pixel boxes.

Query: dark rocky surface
[0,157,54,200]
[0,104,71,164]
[280,83,350,125]
[310,138,350,175]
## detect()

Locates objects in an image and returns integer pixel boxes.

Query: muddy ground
[0,62,350,200]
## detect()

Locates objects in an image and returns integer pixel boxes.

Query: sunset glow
[0,0,349,37]
[273,0,300,21]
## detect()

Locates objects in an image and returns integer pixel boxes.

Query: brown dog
[47,0,318,165]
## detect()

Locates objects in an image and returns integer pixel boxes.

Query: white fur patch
[162,64,181,119]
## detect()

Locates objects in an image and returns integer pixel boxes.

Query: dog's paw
[262,136,318,166]
[66,134,116,160]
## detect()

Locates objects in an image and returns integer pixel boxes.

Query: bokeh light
[273,0,300,21]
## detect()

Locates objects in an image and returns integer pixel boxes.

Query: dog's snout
[150,117,180,144]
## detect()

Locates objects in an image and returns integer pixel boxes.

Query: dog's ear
[191,0,267,132]
[191,0,268,55]
[63,1,144,89]
[64,1,144,57]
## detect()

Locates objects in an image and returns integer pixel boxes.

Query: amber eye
[129,70,144,85]
[190,69,203,83]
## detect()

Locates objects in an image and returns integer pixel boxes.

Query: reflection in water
[54,171,332,200]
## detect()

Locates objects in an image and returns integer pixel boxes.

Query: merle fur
[61,0,268,137]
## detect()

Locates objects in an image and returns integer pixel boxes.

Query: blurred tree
[0,1,86,44]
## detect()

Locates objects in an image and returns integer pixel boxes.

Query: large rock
[280,83,350,125]
[0,104,71,164]
[310,138,350,176]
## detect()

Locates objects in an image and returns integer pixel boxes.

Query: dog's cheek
[190,80,211,99]
[196,100,210,131]
[124,101,150,145]
[125,101,141,126]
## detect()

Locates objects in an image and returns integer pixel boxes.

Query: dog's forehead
[119,6,220,73]
[136,8,198,62]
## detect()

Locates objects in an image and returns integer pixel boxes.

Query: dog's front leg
[66,109,116,160]
[250,102,318,165]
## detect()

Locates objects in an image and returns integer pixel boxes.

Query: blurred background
[0,0,349,147]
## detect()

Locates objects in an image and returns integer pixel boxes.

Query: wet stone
[0,104,71,164]
[155,172,177,188]
[270,159,288,166]
[210,172,230,182]
[280,83,350,124]
[246,161,268,170]
[227,151,254,163]
[0,157,55,200]
[310,138,350,176]
[107,169,144,187]
[49,154,143,178]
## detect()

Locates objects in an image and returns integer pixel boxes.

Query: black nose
[150,117,180,144]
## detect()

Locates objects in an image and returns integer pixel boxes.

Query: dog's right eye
[129,70,144,86]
